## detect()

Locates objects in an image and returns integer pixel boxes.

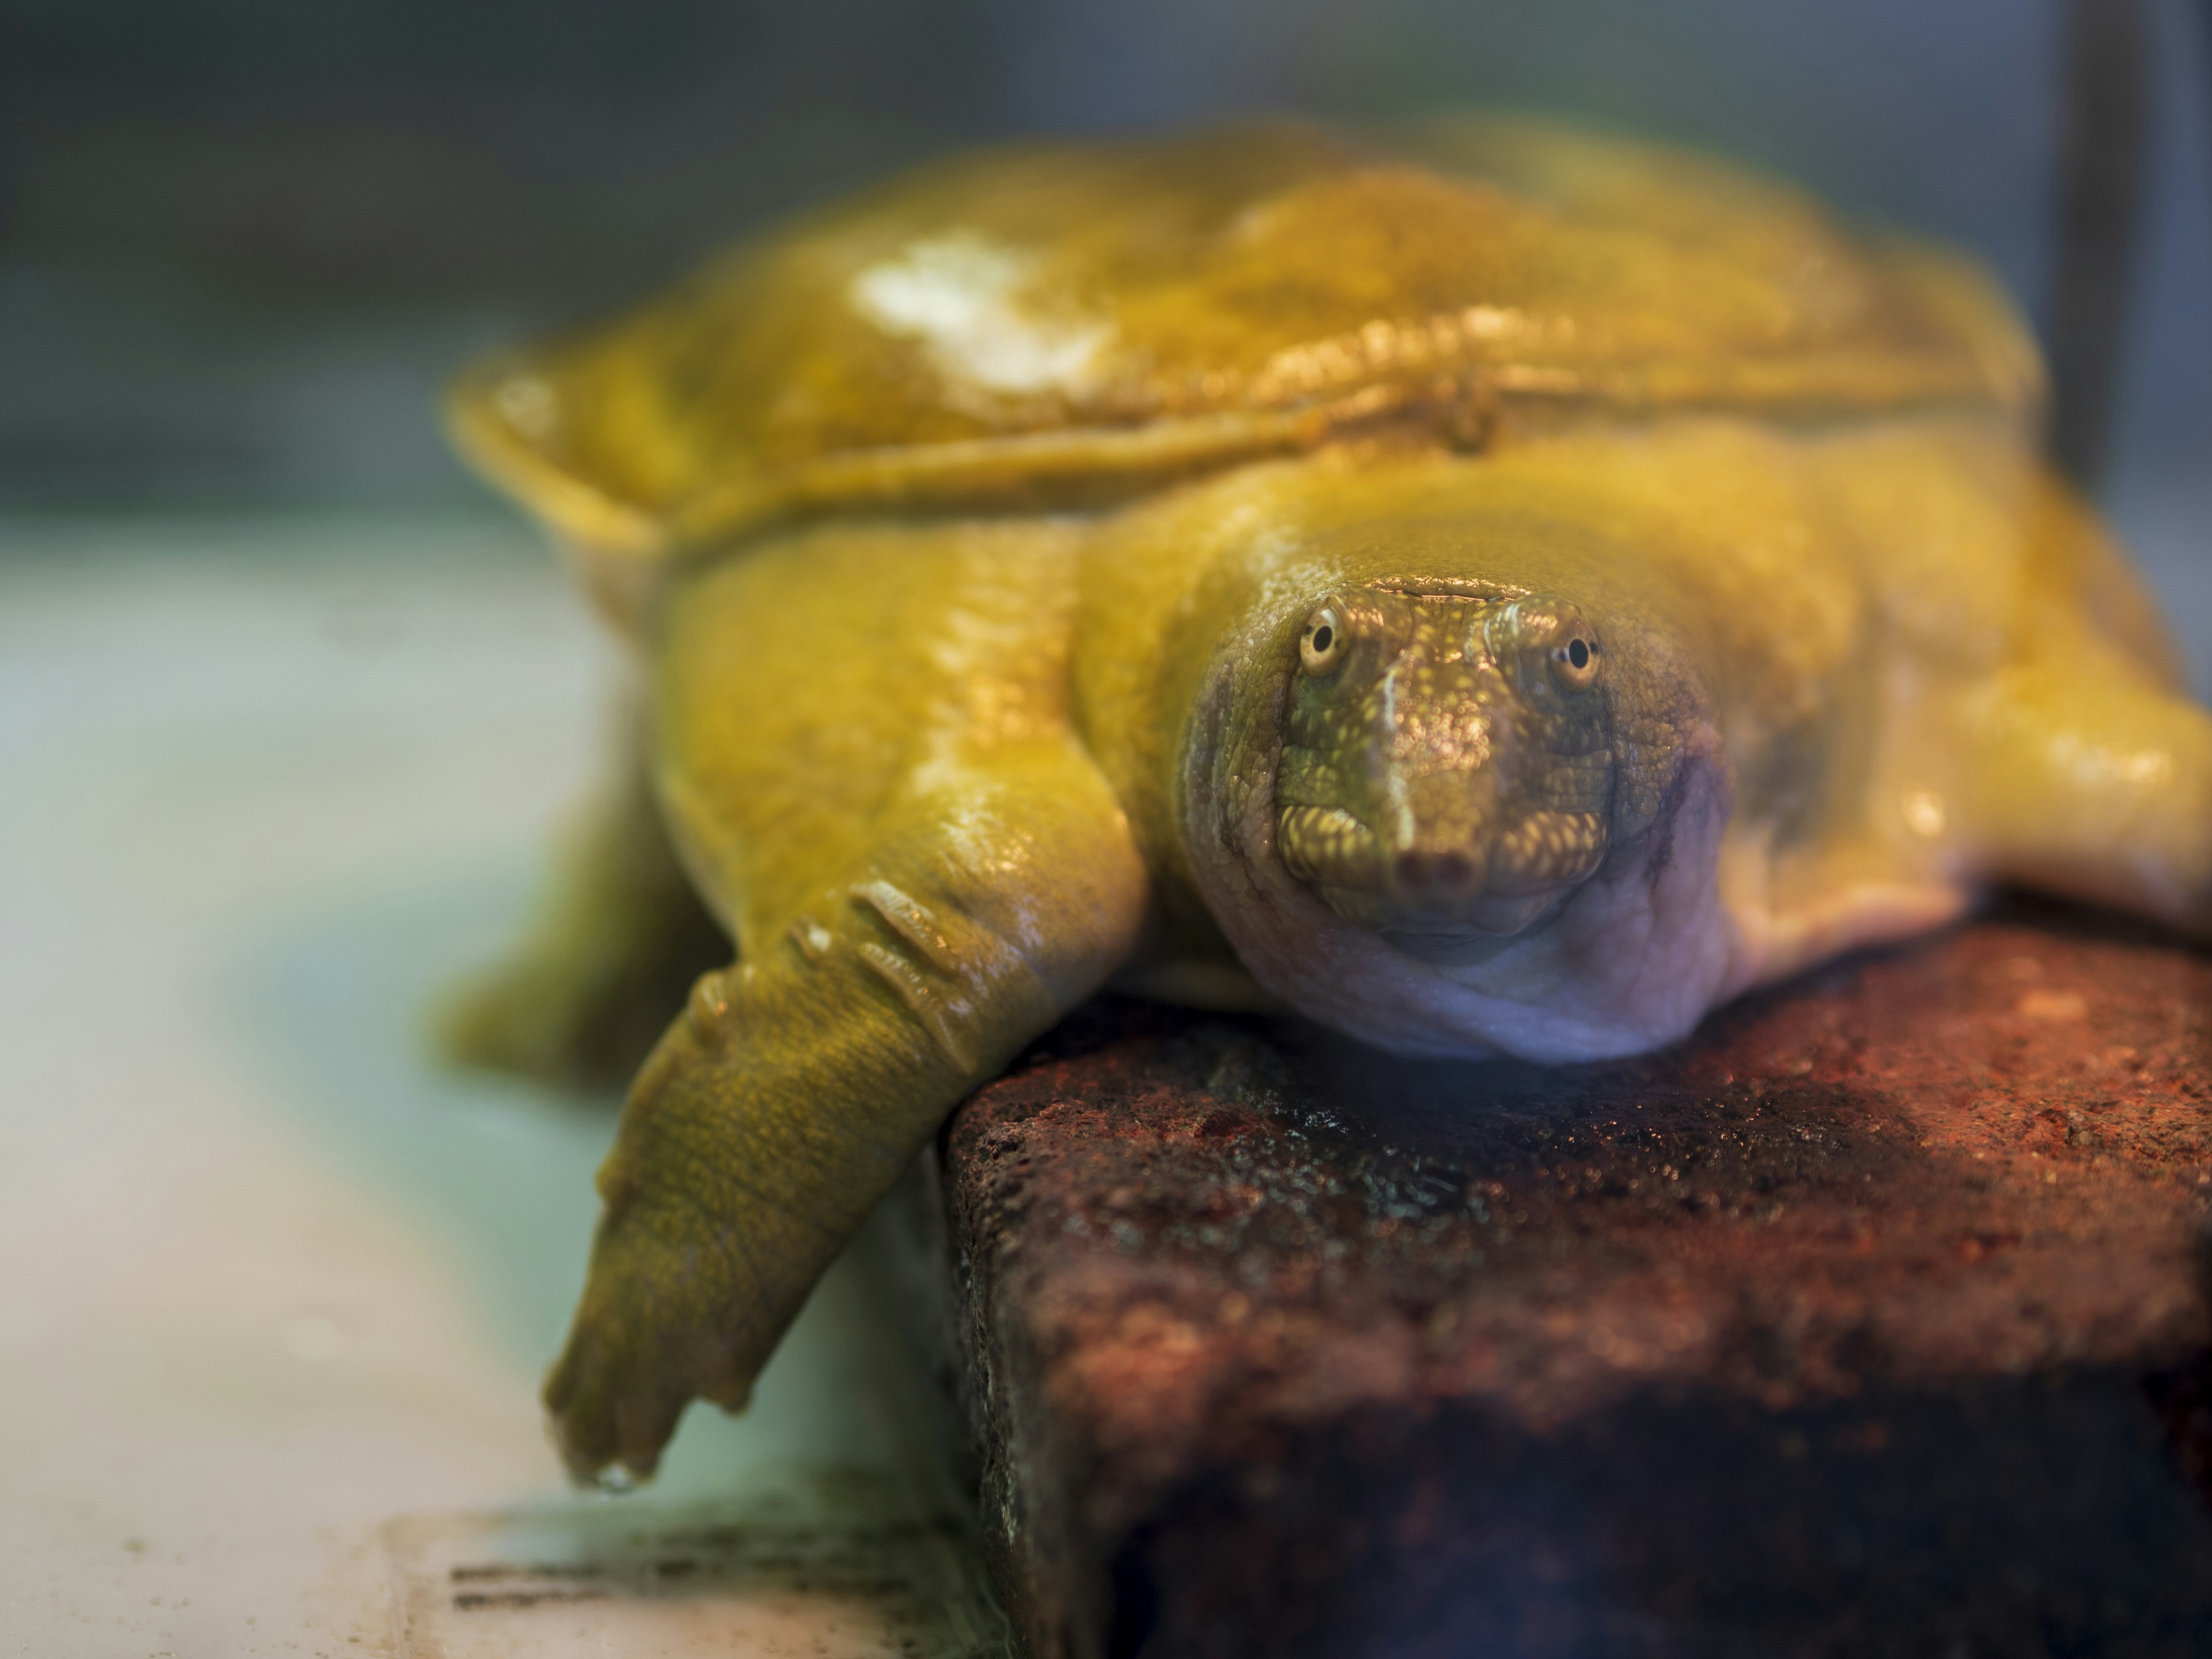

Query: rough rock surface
[930,900,2212,1658]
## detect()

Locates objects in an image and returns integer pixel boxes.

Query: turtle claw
[541,1330,687,1490]
[540,1188,764,1489]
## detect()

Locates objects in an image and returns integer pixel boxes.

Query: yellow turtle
[442,116,2212,1484]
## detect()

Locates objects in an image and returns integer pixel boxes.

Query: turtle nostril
[1393,849,1476,896]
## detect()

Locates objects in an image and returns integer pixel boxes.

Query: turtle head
[1272,587,1614,941]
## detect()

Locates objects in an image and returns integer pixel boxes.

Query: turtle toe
[541,1327,687,1490]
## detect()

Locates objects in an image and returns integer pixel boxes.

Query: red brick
[931,902,2212,1657]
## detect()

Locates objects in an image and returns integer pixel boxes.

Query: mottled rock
[930,902,2212,1658]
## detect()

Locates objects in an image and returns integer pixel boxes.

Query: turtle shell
[450,115,2042,626]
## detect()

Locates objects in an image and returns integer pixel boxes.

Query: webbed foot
[540,1196,763,1486]
[536,990,878,1486]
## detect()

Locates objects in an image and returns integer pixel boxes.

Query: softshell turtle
[444,116,2212,1484]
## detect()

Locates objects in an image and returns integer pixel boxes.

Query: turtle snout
[1373,742,1508,906]
[1388,845,1487,903]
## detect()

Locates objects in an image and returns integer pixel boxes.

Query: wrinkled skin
[440,123,2212,1487]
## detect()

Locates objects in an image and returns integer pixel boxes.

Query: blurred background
[2,0,2208,663]
[2,3,2207,1654]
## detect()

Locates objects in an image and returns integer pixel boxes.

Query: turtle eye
[1488,600,1602,697]
[1300,605,1349,676]
[1550,630,1601,692]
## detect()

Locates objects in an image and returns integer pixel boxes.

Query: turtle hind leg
[438,759,729,1094]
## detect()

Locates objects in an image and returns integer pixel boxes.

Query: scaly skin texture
[1272,588,1616,936]
[442,121,2212,1486]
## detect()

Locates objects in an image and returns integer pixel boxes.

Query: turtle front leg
[543,739,1146,1485]
[1939,658,2212,935]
